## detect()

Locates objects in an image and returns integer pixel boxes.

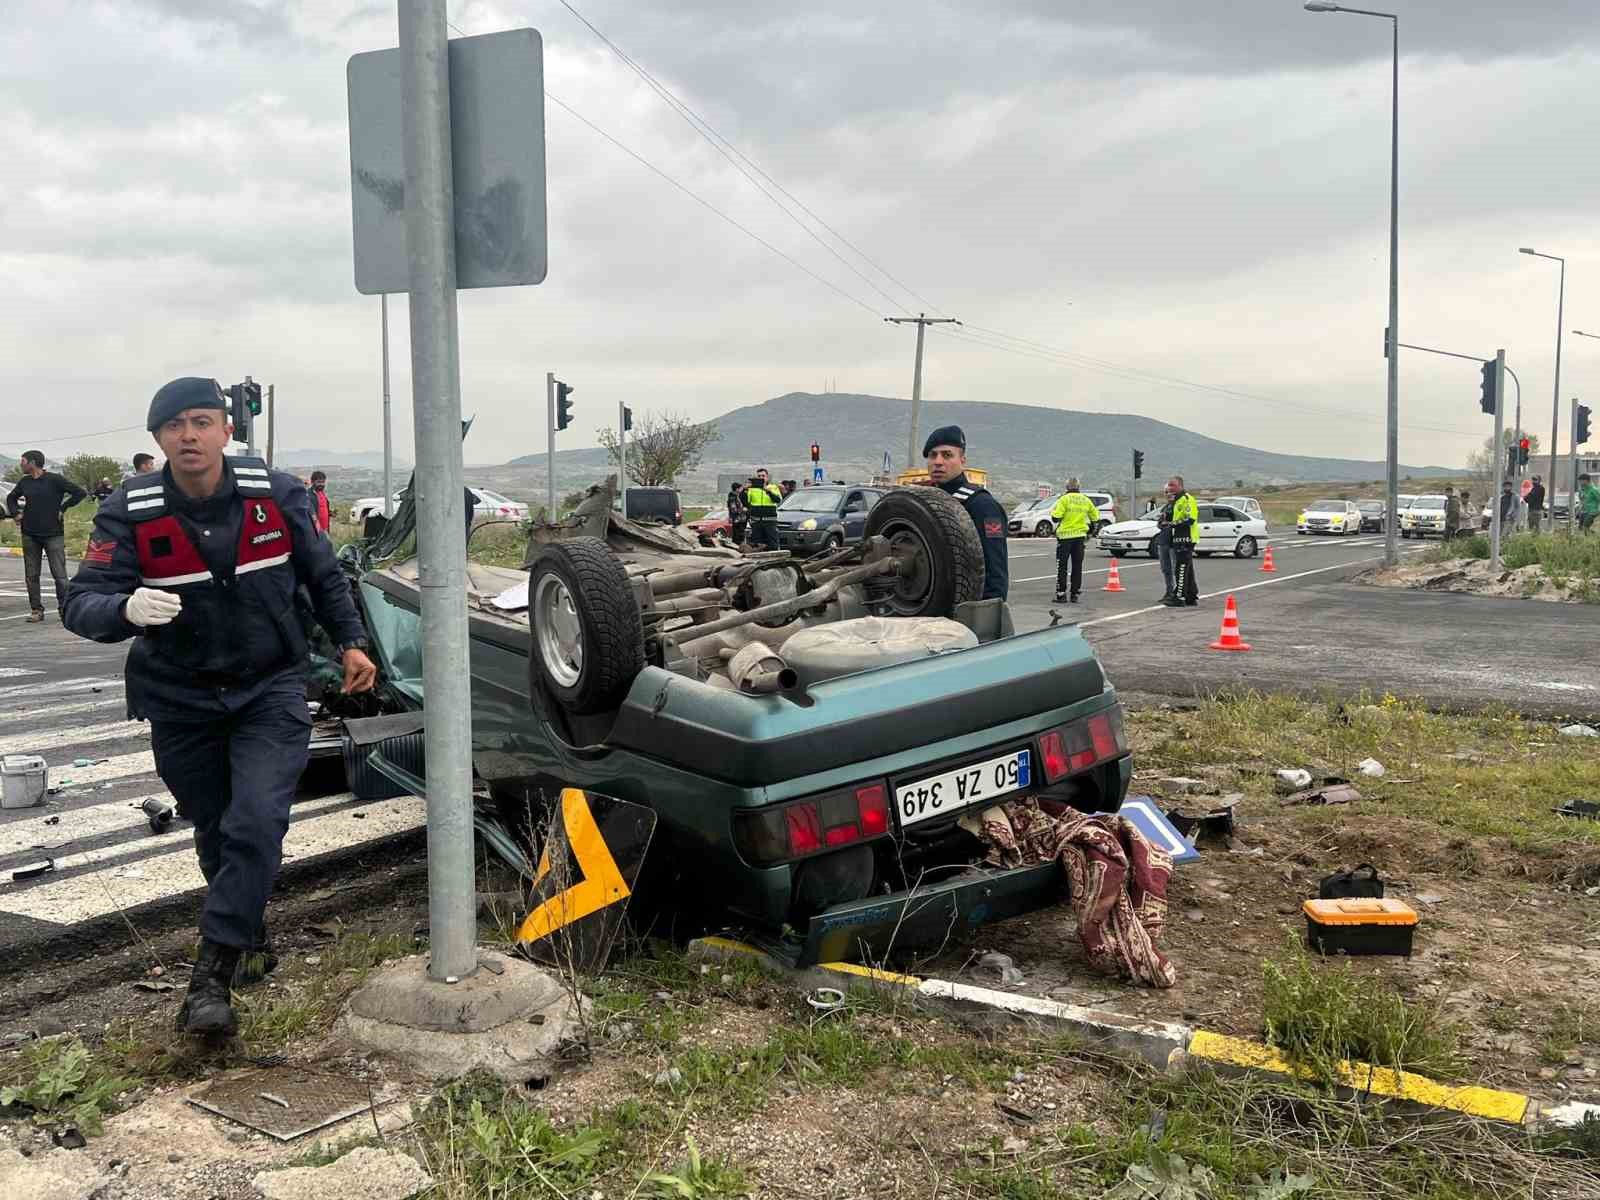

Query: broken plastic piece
[1357,758,1386,778]
[1555,800,1600,821]
[11,857,53,881]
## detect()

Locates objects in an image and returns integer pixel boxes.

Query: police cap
[922,424,966,457]
[147,377,227,432]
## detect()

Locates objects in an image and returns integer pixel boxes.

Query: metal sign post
[381,294,394,518]
[1489,349,1506,571]
[618,401,627,504]
[396,0,472,984]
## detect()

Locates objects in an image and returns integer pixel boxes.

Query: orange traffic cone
[1260,545,1277,573]
[1209,594,1251,651]
[1103,558,1125,592]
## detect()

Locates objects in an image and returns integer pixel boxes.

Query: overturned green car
[324,481,1131,965]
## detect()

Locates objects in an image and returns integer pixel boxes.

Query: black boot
[233,931,278,988]
[177,939,241,1036]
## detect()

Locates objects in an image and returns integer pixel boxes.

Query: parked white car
[1012,491,1117,537]
[1400,495,1448,538]
[1296,499,1363,536]
[1211,495,1265,522]
[351,486,530,525]
[1097,502,1267,559]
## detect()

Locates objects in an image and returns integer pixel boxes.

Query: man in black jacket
[6,449,86,622]
[1526,475,1545,534]
[63,378,378,1037]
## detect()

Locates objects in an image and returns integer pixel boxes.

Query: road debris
[1555,800,1600,821]
[806,987,846,1013]
[11,857,54,881]
[1282,781,1360,806]
[139,796,175,833]
[1357,757,1386,778]
[132,979,177,993]
[1319,863,1384,899]
[1273,768,1313,792]
[1167,797,1238,843]
[653,1067,683,1088]
[258,1092,291,1109]
[976,951,1026,987]
[251,1146,433,1200]
[1560,724,1598,738]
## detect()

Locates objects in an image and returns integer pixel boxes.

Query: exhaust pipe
[726,642,798,695]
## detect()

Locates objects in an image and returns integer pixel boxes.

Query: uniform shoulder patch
[984,518,1005,538]
[83,537,116,566]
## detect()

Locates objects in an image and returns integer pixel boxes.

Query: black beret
[147,377,226,431]
[922,424,966,457]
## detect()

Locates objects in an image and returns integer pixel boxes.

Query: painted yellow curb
[1187,1030,1529,1124]
[817,960,922,988]
[0,547,20,558]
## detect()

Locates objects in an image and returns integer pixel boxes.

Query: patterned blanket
[964,798,1176,988]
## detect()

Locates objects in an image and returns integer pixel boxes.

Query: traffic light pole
[1489,350,1505,571]
[1572,398,1581,531]
[546,371,556,521]
[244,374,257,455]
[266,384,276,467]
[618,401,627,503]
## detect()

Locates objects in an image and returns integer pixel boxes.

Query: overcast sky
[4,0,1597,470]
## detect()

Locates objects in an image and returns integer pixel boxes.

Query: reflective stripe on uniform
[127,498,165,511]
[234,553,291,576]
[140,569,214,586]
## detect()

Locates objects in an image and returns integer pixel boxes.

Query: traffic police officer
[1048,478,1101,603]
[744,468,782,550]
[63,377,377,1037]
[1159,475,1199,607]
[922,425,1009,600]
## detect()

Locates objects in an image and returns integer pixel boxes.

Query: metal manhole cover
[188,1067,373,1141]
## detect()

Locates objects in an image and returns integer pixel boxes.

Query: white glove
[125,587,182,627]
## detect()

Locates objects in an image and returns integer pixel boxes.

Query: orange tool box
[1303,897,1417,957]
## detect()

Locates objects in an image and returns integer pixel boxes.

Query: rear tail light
[1038,705,1128,784]
[735,779,892,865]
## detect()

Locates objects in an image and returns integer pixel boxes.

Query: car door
[1212,505,1245,552]
[841,490,869,540]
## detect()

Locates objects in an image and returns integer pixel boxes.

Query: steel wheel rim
[879,519,935,612]
[533,572,583,688]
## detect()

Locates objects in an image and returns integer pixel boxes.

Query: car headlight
[799,518,817,531]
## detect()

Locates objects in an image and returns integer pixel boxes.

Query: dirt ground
[1361,556,1588,602]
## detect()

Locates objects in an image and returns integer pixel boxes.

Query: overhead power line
[7,423,145,446]
[550,0,944,318]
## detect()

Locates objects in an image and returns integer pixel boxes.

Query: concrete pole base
[337,953,585,1084]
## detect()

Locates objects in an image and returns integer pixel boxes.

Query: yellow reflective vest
[1050,492,1101,539]
[1171,492,1199,543]
[745,484,777,510]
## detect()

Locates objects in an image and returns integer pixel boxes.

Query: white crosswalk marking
[11,697,125,725]
[0,719,149,758]
[0,790,178,858]
[0,794,425,926]
[0,676,120,701]
[41,748,155,784]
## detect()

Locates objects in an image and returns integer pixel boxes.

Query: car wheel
[1109,549,1126,558]
[1296,529,1305,535]
[863,488,985,617]
[1146,542,1159,559]
[1401,530,1410,539]
[1234,535,1257,559]
[526,537,644,716]
[1034,520,1053,538]
[821,532,844,553]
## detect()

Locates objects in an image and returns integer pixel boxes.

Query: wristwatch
[339,638,370,654]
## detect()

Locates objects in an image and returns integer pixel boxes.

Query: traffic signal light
[622,405,633,433]
[1518,437,1531,467]
[1479,360,1498,415]
[810,442,820,463]
[1579,404,1592,446]
[243,380,263,416]
[555,381,575,432]
[223,382,249,445]
[1132,449,1144,480]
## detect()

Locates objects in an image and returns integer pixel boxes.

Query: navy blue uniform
[940,473,1009,600]
[63,457,367,950]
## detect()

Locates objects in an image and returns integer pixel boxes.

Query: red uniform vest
[134,497,293,587]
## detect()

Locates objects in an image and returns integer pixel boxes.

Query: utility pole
[266,384,276,467]
[399,0,475,984]
[885,313,960,471]
[1489,350,1505,571]
[381,294,394,517]
[546,371,556,521]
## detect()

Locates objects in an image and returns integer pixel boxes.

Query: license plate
[1102,540,1126,549]
[895,749,1031,828]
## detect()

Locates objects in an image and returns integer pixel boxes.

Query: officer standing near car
[1049,478,1100,604]
[922,425,1008,600]
[1159,475,1199,607]
[744,468,782,549]
[63,377,378,1038]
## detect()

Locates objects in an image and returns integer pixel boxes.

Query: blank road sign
[348,28,547,294]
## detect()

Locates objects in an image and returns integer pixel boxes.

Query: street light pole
[1521,248,1565,524]
[1304,2,1400,566]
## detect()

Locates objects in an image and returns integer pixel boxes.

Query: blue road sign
[1118,795,1200,864]
[813,465,824,484]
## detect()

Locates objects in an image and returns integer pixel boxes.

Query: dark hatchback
[1355,500,1387,532]
[776,485,884,554]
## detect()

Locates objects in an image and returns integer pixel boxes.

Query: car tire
[526,537,644,716]
[1401,530,1411,539]
[1034,520,1053,538]
[1109,549,1126,558]
[1146,542,1159,559]
[819,532,844,555]
[863,487,985,617]
[1234,535,1257,559]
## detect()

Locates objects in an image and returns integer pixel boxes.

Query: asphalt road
[1006,530,1600,718]
[0,554,424,963]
